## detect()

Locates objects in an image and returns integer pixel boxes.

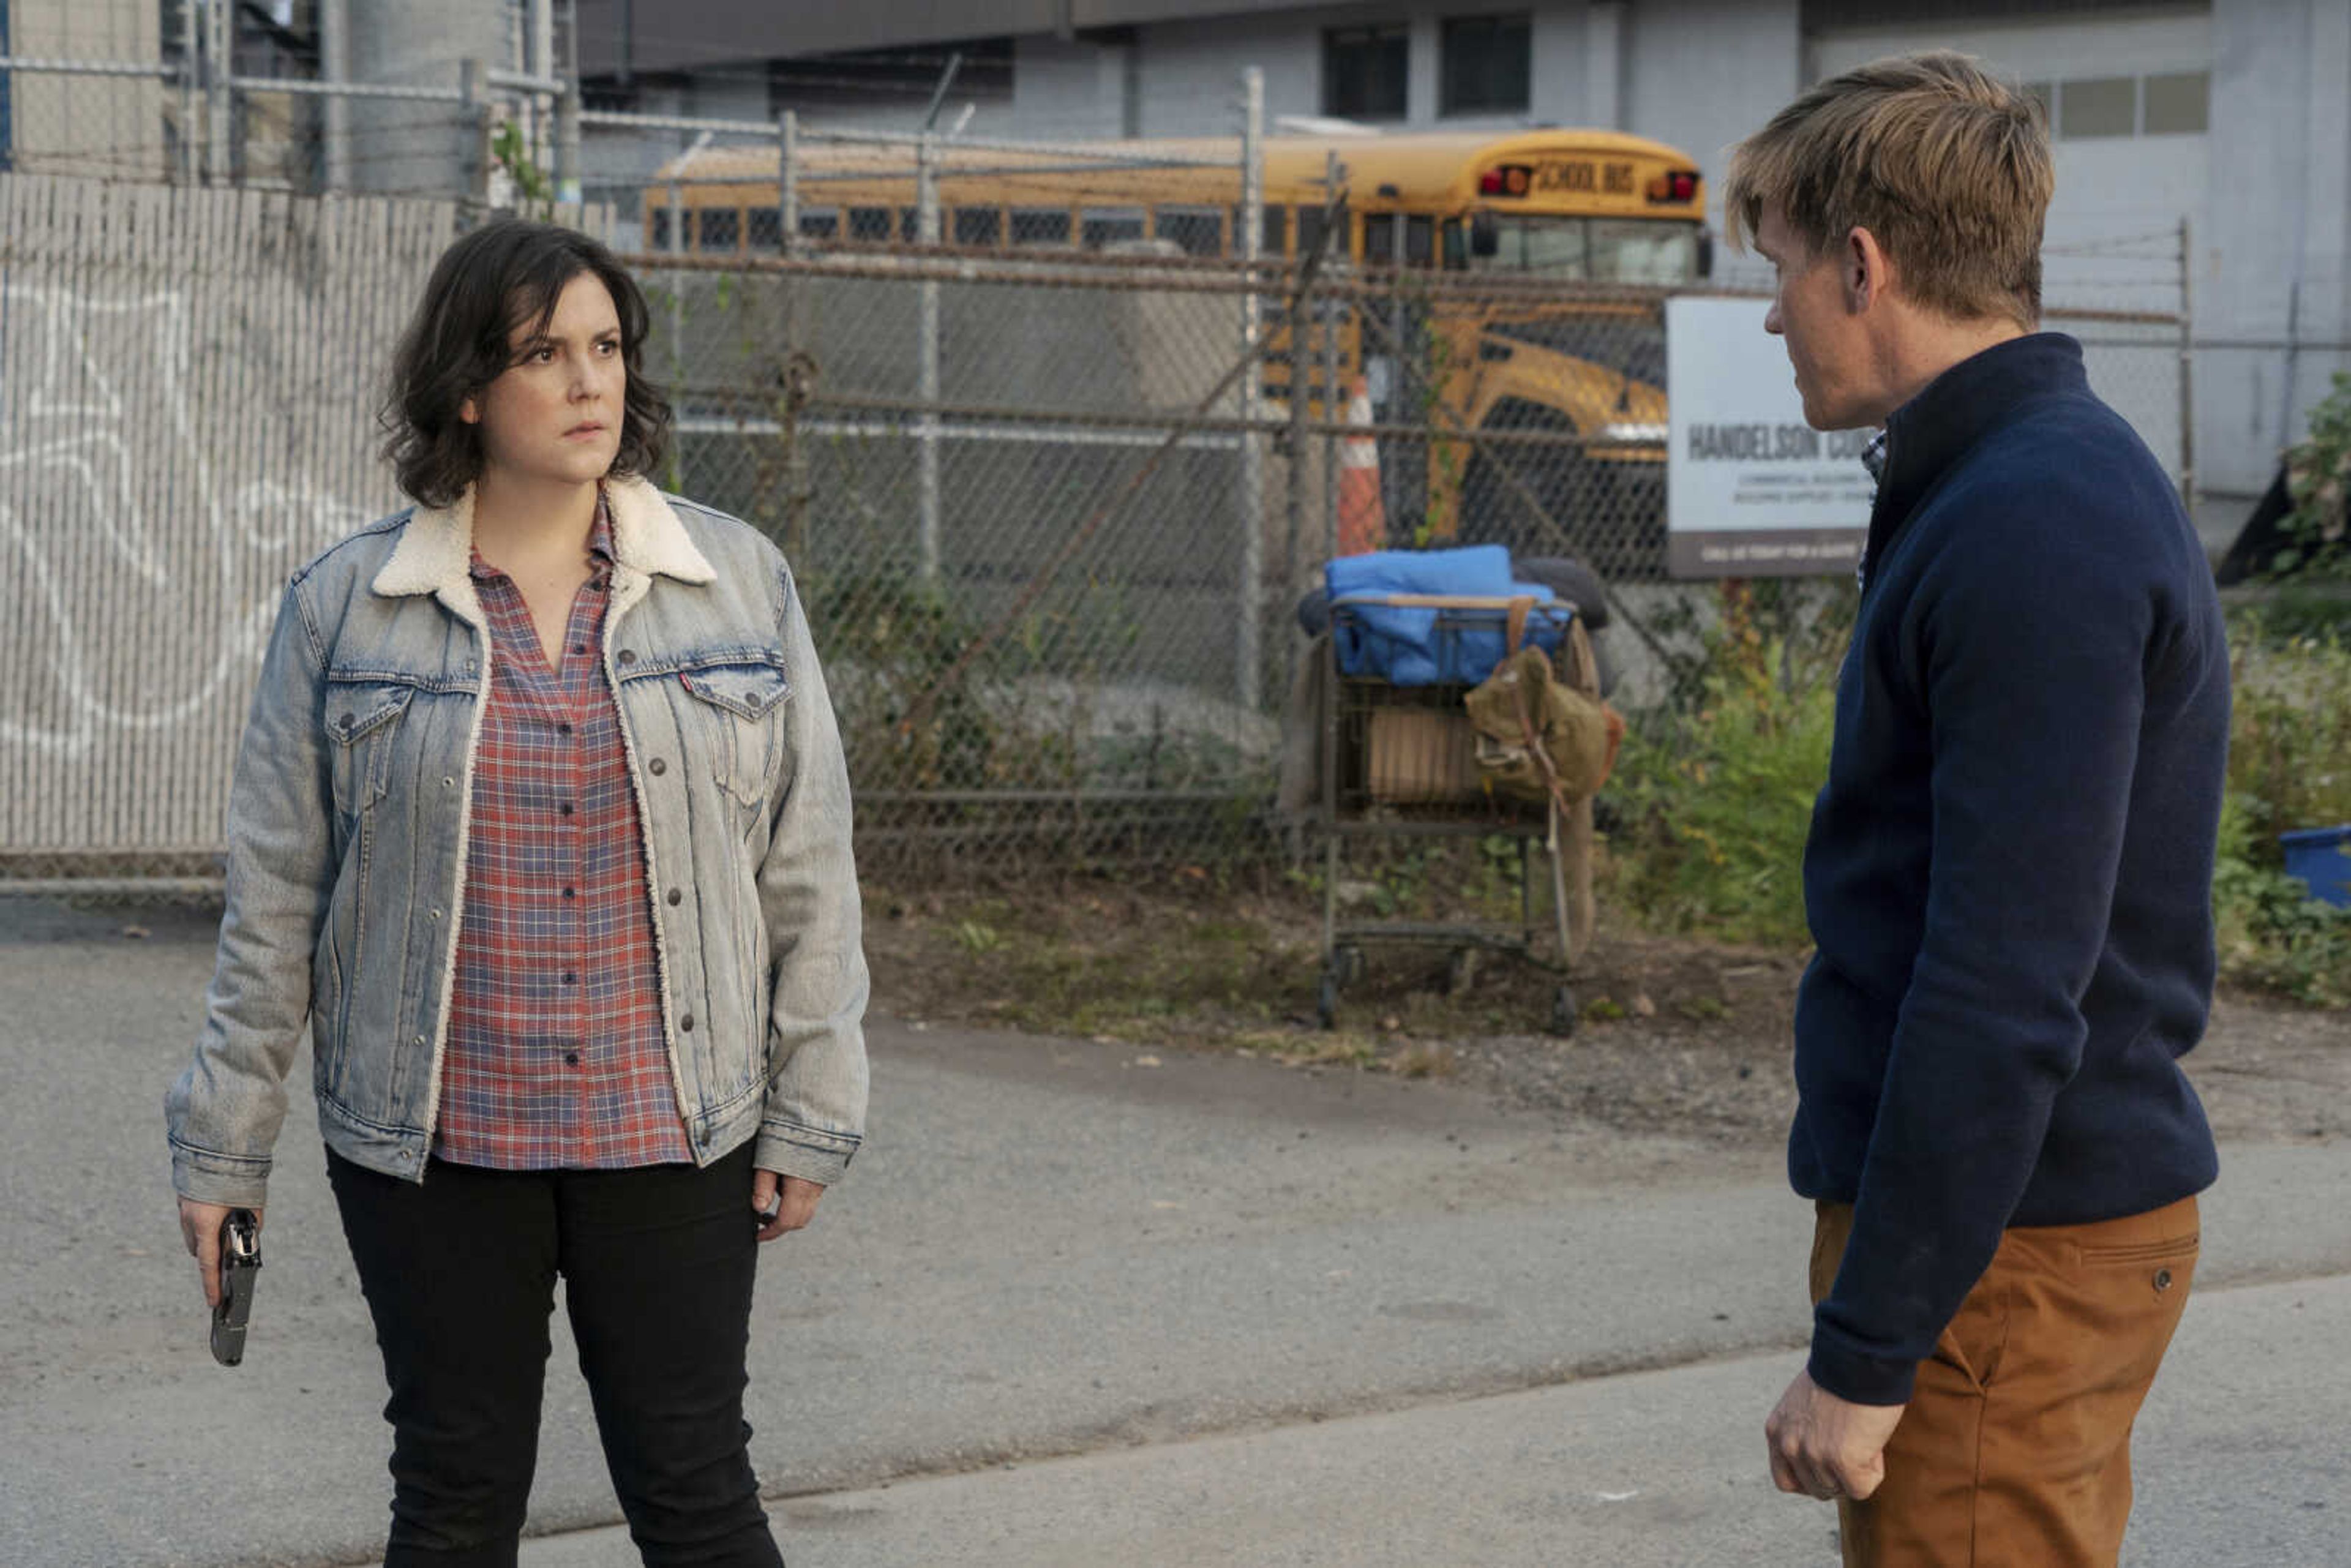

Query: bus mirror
[1471,211,1499,258]
[1697,227,1715,279]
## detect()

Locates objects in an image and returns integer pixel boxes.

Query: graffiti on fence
[0,283,378,761]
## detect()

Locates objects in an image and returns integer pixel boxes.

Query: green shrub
[2214,617,2351,1007]
[1605,582,1843,945]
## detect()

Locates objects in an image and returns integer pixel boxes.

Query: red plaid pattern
[432,498,694,1169]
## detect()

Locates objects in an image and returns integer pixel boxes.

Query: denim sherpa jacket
[167,475,869,1206]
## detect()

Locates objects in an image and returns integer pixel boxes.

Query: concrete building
[574,0,2350,528]
[0,0,170,181]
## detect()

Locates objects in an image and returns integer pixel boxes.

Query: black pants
[326,1143,784,1568]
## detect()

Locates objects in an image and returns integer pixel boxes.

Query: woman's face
[460,271,626,490]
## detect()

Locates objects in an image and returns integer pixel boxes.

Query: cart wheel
[1337,945,1367,986]
[1316,967,1341,1031]
[1547,985,1578,1039]
[1445,947,1479,997]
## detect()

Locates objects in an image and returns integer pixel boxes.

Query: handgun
[209,1208,262,1367]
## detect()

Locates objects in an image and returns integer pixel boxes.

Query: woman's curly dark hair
[381,219,670,508]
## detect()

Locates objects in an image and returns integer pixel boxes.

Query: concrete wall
[4,0,167,180]
[1623,0,1802,230]
[2203,0,2351,497]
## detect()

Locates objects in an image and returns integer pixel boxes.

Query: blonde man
[1726,54,2228,1567]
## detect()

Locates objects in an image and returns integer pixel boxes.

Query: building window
[1441,14,1531,117]
[1324,24,1408,121]
[2142,71,2208,135]
[2057,76,2135,139]
[2026,72,2208,141]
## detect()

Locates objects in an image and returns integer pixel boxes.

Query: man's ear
[1844,225,1894,313]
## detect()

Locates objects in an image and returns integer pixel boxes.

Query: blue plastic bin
[2281,826,2351,908]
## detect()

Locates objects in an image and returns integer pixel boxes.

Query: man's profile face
[1755,204,1873,432]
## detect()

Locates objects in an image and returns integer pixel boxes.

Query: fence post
[1322,151,1343,563]
[318,0,350,192]
[777,110,798,257]
[1237,67,1266,712]
[460,59,493,214]
[666,177,684,437]
[179,0,203,184]
[917,131,943,588]
[1286,249,1312,647]
[204,0,232,184]
[554,88,582,206]
[2177,214,2197,513]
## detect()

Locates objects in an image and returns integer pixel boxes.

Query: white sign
[1665,296,1875,578]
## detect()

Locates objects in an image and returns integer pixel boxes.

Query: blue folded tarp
[1325,546,1572,686]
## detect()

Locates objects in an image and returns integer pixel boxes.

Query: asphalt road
[2,897,2345,1567]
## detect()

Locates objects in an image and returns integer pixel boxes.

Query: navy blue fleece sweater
[1794,333,2227,1406]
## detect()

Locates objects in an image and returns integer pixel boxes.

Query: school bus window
[1081,208,1147,249]
[1442,218,1470,271]
[954,207,1003,247]
[1011,208,1072,246]
[799,209,840,241]
[1405,214,1435,268]
[648,206,672,251]
[746,206,782,250]
[1295,203,1329,261]
[1233,204,1287,257]
[848,206,894,243]
[1155,206,1223,257]
[898,206,920,241]
[699,208,741,253]
[1364,212,1397,264]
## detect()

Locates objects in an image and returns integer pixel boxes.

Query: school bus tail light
[1646,170,1699,204]
[1480,165,1533,198]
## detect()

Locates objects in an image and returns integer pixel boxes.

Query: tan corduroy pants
[1810,1195,2200,1567]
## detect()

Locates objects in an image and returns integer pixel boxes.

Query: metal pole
[460,59,492,212]
[555,88,582,206]
[1237,67,1266,712]
[318,0,348,192]
[1322,150,1343,562]
[666,177,685,441]
[2177,214,2197,514]
[917,131,943,588]
[204,0,231,184]
[531,0,556,176]
[778,110,798,256]
[179,0,201,184]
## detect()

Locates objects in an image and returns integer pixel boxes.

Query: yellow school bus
[649,129,1706,567]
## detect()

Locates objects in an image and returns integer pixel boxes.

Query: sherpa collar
[371,474,718,602]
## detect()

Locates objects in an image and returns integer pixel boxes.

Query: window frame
[1322,23,1410,121]
[1439,13,1533,118]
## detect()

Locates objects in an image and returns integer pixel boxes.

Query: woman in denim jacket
[165,219,869,1568]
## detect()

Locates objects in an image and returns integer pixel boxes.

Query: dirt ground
[863,879,2350,1150]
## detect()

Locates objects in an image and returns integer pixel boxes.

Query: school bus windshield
[1471,216,1703,284]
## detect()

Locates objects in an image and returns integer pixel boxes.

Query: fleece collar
[371,475,717,610]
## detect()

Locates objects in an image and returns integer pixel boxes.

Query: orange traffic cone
[1337,372,1385,557]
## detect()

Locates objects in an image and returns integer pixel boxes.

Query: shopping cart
[1311,595,1596,1037]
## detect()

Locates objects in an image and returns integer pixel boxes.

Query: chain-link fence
[628,231,2194,877]
[0,39,2201,890]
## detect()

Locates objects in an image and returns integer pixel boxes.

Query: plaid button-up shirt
[432,498,694,1169]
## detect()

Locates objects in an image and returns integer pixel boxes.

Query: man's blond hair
[1724,51,2053,329]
